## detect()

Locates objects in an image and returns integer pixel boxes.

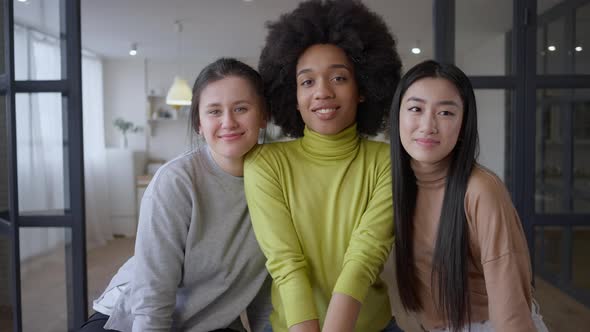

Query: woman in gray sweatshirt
[79,58,271,332]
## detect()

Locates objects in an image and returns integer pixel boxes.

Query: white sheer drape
[17,33,66,260]
[82,53,113,249]
[15,25,112,260]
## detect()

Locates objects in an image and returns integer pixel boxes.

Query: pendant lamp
[166,21,192,108]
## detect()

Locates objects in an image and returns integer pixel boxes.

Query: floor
[3,237,135,332]
[2,237,590,331]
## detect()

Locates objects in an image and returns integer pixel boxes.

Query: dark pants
[78,312,116,332]
[78,312,240,332]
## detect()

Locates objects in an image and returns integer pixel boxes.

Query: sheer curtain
[17,32,66,260]
[82,53,113,249]
[15,25,113,260]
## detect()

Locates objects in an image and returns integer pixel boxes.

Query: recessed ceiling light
[411,47,421,55]
[17,0,29,3]
[547,45,556,52]
[129,43,138,56]
[575,46,583,52]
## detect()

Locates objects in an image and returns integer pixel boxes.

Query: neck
[410,156,451,186]
[300,123,359,160]
[209,150,244,177]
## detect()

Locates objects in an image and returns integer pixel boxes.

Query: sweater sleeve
[333,147,394,302]
[466,169,535,332]
[244,148,318,328]
[131,166,193,332]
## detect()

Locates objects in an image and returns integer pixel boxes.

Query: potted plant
[113,117,143,148]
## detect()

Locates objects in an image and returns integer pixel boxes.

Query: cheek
[398,115,413,141]
[198,119,217,138]
[296,88,310,106]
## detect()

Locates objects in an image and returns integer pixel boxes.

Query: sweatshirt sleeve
[466,169,535,332]
[333,146,394,302]
[131,166,193,332]
[244,147,318,328]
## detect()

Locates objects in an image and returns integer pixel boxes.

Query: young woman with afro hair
[243,1,403,332]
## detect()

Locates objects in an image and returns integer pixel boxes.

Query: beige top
[411,158,535,332]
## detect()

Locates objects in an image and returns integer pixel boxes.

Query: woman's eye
[207,109,221,116]
[439,110,454,116]
[301,79,313,87]
[332,76,347,82]
[407,106,420,112]
[235,107,247,113]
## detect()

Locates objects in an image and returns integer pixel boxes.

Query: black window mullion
[515,0,537,263]
[0,74,7,90]
[434,0,455,64]
[13,80,68,93]
[536,74,590,88]
[63,0,87,329]
[18,215,73,227]
[4,0,23,330]
[469,76,517,89]
[532,213,590,226]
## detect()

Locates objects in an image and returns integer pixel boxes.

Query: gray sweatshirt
[96,146,271,332]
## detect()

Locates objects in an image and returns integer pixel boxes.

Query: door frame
[1,0,88,331]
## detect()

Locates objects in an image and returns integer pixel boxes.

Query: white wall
[457,34,508,180]
[103,59,148,150]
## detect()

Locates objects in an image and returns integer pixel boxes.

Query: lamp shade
[166,76,192,106]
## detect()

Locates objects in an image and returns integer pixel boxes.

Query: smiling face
[198,76,266,173]
[295,44,362,135]
[399,77,464,166]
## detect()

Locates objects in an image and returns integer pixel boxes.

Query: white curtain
[17,32,66,261]
[16,25,112,260]
[82,53,113,249]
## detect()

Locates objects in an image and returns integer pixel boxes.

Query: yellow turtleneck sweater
[244,124,393,332]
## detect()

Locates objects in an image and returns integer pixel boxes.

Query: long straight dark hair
[389,60,479,331]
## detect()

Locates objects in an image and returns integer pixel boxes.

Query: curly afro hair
[258,0,402,137]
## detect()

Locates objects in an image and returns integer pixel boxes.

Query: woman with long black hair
[389,60,548,332]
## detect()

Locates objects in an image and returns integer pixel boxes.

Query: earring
[359,96,365,103]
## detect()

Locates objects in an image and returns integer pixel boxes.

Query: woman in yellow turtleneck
[243,1,403,332]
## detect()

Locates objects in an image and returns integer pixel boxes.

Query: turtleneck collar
[300,123,360,161]
[411,156,451,189]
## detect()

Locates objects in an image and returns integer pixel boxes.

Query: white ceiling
[79,0,436,64]
[12,0,568,67]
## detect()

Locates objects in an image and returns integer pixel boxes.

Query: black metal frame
[531,0,590,307]
[2,0,87,331]
[433,0,590,307]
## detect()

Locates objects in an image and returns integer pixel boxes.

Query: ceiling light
[166,21,193,108]
[17,0,28,3]
[166,77,193,107]
[411,47,421,55]
[547,45,556,52]
[129,43,138,56]
[575,46,583,52]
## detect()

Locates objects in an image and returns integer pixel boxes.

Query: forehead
[296,44,354,72]
[199,76,258,103]
[403,77,462,106]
